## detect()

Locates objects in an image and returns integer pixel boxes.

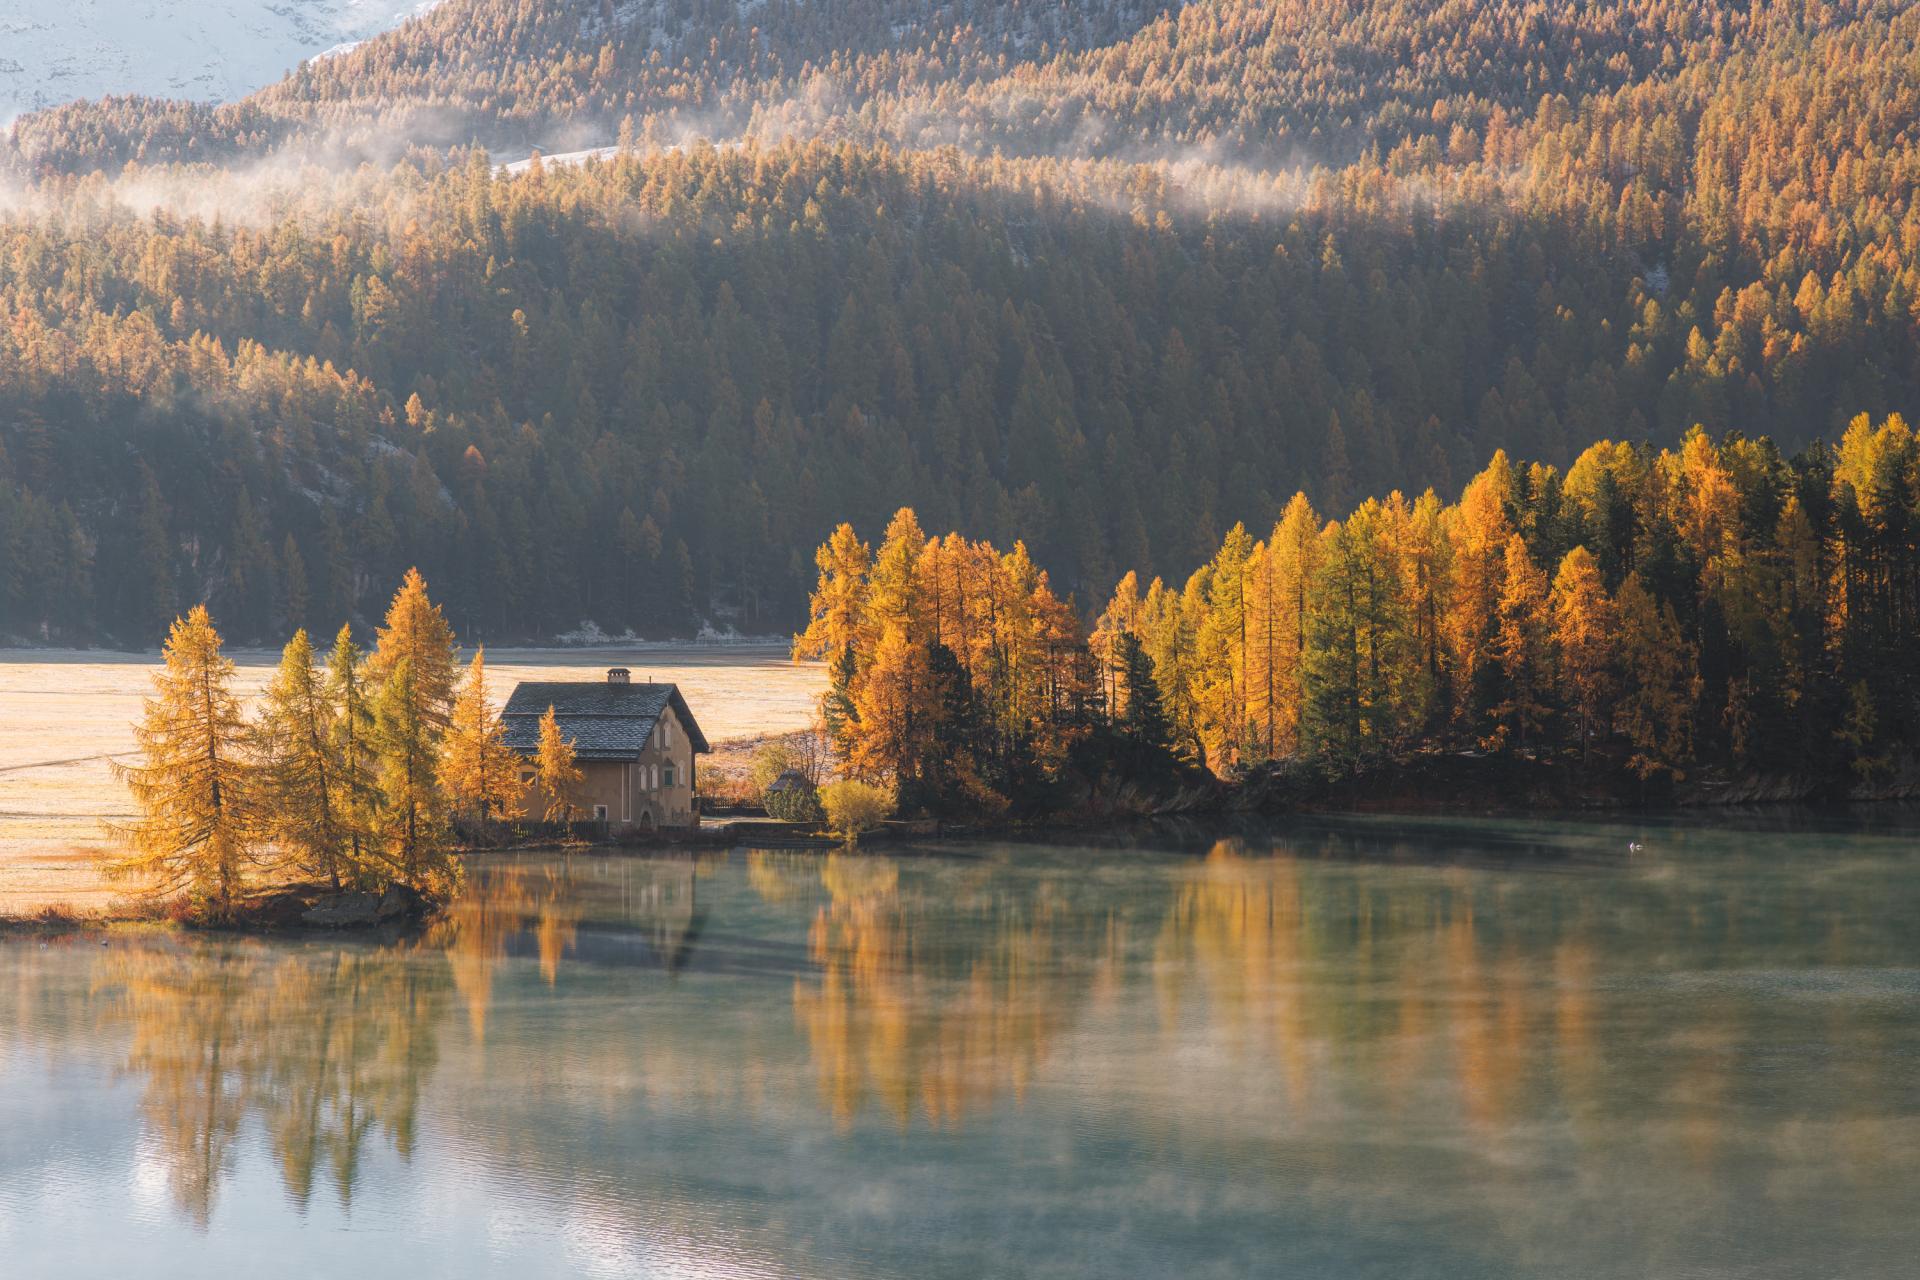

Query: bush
[764,774,822,823]
[818,780,893,843]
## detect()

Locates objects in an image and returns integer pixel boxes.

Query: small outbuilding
[501,667,710,831]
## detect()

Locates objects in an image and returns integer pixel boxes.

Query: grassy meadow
[0,644,822,916]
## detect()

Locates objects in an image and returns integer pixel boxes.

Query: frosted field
[0,645,822,915]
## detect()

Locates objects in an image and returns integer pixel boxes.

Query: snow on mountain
[0,0,440,126]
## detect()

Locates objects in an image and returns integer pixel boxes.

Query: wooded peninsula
[799,421,1920,818]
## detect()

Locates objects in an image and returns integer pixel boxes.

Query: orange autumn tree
[1551,547,1616,762]
[441,647,523,828]
[802,424,1919,805]
[1491,534,1553,752]
[110,605,265,914]
[795,508,1091,816]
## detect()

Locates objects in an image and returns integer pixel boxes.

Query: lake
[2,815,1916,1278]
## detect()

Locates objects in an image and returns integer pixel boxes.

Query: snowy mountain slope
[0,0,437,125]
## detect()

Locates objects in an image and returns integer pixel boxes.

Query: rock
[299,884,429,928]
[376,883,426,921]
[301,892,382,927]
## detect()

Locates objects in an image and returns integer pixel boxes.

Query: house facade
[500,668,710,831]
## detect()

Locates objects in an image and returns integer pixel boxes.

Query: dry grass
[0,644,823,917]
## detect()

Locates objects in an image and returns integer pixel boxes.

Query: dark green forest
[4,0,1920,645]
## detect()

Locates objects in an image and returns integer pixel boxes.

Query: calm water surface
[2,815,1917,1278]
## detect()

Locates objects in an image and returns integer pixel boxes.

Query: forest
[4,0,1920,646]
[804,421,1920,812]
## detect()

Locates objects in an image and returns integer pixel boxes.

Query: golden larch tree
[323,624,380,883]
[255,628,351,889]
[1445,452,1516,715]
[367,569,459,890]
[1613,572,1699,780]
[109,605,263,913]
[1550,547,1615,762]
[1491,534,1553,751]
[441,647,523,826]
[793,522,872,663]
[535,705,585,824]
[1193,522,1255,768]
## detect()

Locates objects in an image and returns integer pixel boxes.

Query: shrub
[818,780,893,843]
[764,773,822,823]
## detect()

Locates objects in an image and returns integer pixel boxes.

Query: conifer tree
[794,522,873,663]
[1252,493,1322,758]
[918,640,1002,816]
[1551,546,1615,762]
[1836,679,1891,785]
[441,647,522,827]
[1091,570,1144,714]
[109,606,263,913]
[1115,632,1174,757]
[1492,534,1553,751]
[820,643,861,759]
[367,569,459,890]
[324,624,380,882]
[849,624,931,789]
[1302,504,1413,773]
[1194,523,1255,768]
[255,629,350,889]
[867,508,928,639]
[1446,453,1517,721]
[1614,572,1698,781]
[534,705,584,825]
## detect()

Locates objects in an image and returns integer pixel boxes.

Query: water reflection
[1,822,1915,1278]
[790,853,1084,1129]
[94,942,447,1225]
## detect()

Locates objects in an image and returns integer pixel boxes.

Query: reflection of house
[501,668,710,830]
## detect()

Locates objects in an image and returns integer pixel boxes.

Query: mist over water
[2,815,1917,1278]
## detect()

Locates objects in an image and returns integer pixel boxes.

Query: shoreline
[12,785,1919,936]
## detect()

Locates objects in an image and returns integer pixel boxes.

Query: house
[500,668,710,831]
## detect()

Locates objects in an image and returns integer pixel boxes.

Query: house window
[663,763,676,788]
[663,718,672,748]
[519,770,534,784]
[592,805,608,821]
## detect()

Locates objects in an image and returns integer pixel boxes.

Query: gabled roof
[500,679,710,760]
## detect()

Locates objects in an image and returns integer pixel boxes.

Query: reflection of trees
[1156,842,1313,1106]
[746,851,820,904]
[432,865,554,1041]
[434,858,709,1039]
[1148,836,1895,1192]
[31,833,1919,1263]
[1153,840,1550,1136]
[95,941,449,1226]
[791,853,1088,1130]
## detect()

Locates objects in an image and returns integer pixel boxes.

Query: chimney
[607,667,631,685]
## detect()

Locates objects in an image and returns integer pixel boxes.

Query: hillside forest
[5,0,1920,646]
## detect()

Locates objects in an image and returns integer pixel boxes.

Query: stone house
[500,668,710,831]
